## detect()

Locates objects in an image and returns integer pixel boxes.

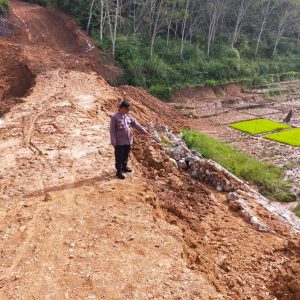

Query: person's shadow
[24,172,115,198]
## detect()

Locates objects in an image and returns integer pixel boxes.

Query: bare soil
[0,1,299,299]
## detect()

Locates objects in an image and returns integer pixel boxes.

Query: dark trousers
[115,145,131,173]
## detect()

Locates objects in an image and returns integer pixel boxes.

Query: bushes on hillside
[0,0,10,14]
[23,1,300,100]
[112,35,300,99]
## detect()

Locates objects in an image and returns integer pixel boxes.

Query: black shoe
[116,172,125,180]
[122,167,132,173]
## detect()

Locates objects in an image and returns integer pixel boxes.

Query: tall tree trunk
[230,0,251,48]
[272,5,289,56]
[255,0,276,57]
[149,0,156,36]
[167,1,176,46]
[106,0,120,61]
[150,0,163,59]
[86,0,96,34]
[180,0,190,58]
[133,0,148,34]
[99,0,104,43]
[273,23,284,56]
[133,0,137,33]
[207,0,222,57]
[112,0,120,60]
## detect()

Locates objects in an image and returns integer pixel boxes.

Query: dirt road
[0,1,299,299]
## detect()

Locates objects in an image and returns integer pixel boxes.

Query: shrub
[93,33,300,99]
[279,72,300,81]
[149,84,172,100]
[0,0,10,13]
[204,79,219,87]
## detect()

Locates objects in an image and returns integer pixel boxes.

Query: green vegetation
[265,128,300,146]
[295,203,300,218]
[113,37,300,98]
[25,0,300,99]
[174,104,185,110]
[182,129,294,202]
[263,90,284,98]
[230,119,291,135]
[0,0,10,13]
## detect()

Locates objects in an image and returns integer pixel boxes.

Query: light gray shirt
[110,112,147,145]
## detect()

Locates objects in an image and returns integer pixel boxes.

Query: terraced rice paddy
[172,80,300,196]
[230,119,291,135]
[265,128,300,146]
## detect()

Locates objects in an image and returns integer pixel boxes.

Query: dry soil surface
[0,1,299,300]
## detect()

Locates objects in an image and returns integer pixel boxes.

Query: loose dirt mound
[118,85,183,130]
[132,136,300,299]
[171,83,242,103]
[0,44,35,116]
[0,1,299,299]
[0,0,121,115]
[272,239,300,299]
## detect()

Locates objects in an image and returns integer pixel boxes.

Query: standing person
[110,100,148,179]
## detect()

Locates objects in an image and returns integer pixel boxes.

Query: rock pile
[0,16,9,37]
[149,124,300,233]
[227,191,268,232]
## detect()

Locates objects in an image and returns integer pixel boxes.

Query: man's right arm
[110,116,117,147]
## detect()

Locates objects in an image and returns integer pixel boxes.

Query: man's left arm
[129,116,148,134]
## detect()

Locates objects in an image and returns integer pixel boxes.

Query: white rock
[216,185,223,192]
[240,208,252,221]
[184,155,194,162]
[191,170,198,178]
[178,159,187,169]
[169,158,178,168]
[152,134,161,143]
[258,224,269,232]
[249,216,260,226]
[227,192,239,202]
[223,184,232,192]
[190,162,199,172]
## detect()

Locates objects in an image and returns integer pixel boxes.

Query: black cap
[119,100,131,109]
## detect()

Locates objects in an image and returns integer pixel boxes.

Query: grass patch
[230,119,291,135]
[182,129,294,202]
[263,89,286,98]
[265,128,300,146]
[0,0,10,13]
[174,104,185,110]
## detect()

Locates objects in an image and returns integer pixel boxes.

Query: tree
[106,0,121,60]
[149,0,165,58]
[180,0,190,58]
[272,0,300,56]
[207,0,225,56]
[230,0,252,48]
[254,0,277,57]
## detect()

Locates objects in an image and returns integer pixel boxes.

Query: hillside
[0,1,299,299]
